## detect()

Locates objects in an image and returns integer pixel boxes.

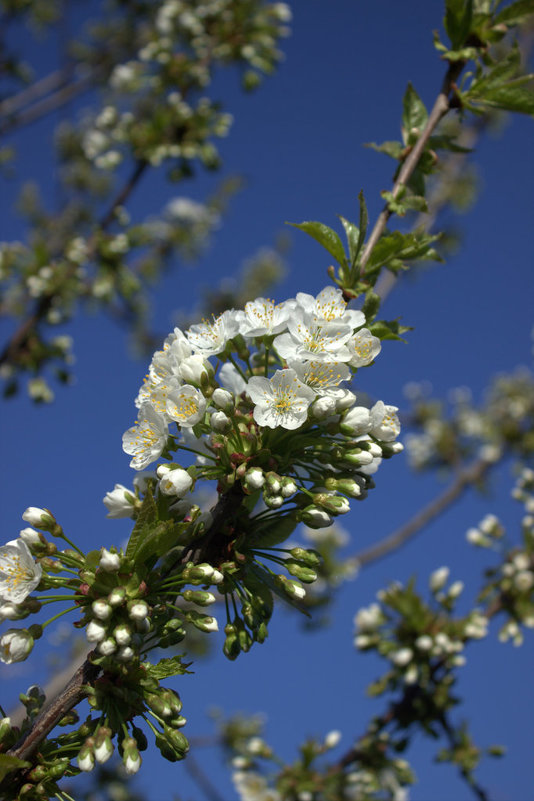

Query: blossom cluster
[121,285,402,530]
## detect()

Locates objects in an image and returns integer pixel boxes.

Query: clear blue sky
[1,1,533,799]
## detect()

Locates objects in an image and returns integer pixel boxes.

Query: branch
[7,657,100,762]
[4,486,243,764]
[359,60,465,275]
[353,455,494,568]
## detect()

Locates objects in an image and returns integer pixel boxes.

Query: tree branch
[353,455,494,568]
[359,60,465,275]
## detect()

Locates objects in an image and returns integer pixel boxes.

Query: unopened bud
[99,547,121,572]
[186,610,219,632]
[22,507,55,530]
[182,589,216,606]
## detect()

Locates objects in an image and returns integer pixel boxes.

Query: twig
[184,749,227,801]
[0,158,148,369]
[359,60,465,275]
[354,455,494,568]
[7,657,100,762]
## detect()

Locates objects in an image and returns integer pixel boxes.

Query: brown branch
[7,657,100,762]
[359,60,465,275]
[354,455,494,568]
[0,72,97,136]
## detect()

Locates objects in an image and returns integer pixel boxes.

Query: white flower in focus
[187,310,240,356]
[99,548,121,572]
[296,286,365,329]
[18,528,41,549]
[274,309,353,363]
[0,539,42,603]
[239,297,291,337]
[122,404,168,470]
[166,385,207,427]
[347,328,381,367]
[370,404,401,442]
[342,401,385,436]
[247,369,315,429]
[290,360,351,398]
[103,484,136,518]
[0,629,34,663]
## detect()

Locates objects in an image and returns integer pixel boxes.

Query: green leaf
[134,519,180,566]
[495,0,534,26]
[243,567,274,621]
[365,140,404,160]
[402,83,428,139]
[369,319,412,342]
[289,221,347,267]
[476,81,534,114]
[146,655,193,680]
[339,216,360,268]
[444,0,474,48]
[246,511,298,548]
[0,754,31,782]
[125,485,157,559]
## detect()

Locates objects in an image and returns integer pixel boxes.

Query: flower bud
[108,587,126,606]
[447,580,464,599]
[122,736,142,774]
[114,624,132,645]
[22,507,55,530]
[0,629,34,663]
[179,355,211,385]
[97,638,117,656]
[186,610,219,632]
[289,547,321,568]
[128,600,149,620]
[211,569,224,584]
[285,561,317,583]
[264,472,281,494]
[244,468,265,491]
[299,506,332,528]
[342,449,374,466]
[182,589,216,606]
[212,387,234,411]
[18,528,43,550]
[211,410,231,432]
[91,600,112,620]
[94,727,114,764]
[313,493,350,516]
[159,468,193,498]
[335,390,357,412]
[86,620,107,643]
[78,741,95,772]
[280,478,298,498]
[99,547,121,572]
[312,396,336,418]
[183,563,214,582]
[275,574,306,600]
[103,485,136,519]
[263,494,283,509]
[117,645,135,661]
[429,566,449,592]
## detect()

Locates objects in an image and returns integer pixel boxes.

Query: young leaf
[365,140,404,160]
[339,216,360,268]
[444,0,474,48]
[134,519,180,566]
[125,485,158,559]
[494,0,534,26]
[0,755,31,783]
[146,655,193,680]
[245,511,298,548]
[289,221,347,267]
[402,83,429,139]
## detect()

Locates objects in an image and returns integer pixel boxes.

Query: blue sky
[1,1,533,799]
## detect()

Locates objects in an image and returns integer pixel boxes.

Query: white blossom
[166,385,207,427]
[247,369,315,430]
[122,404,169,470]
[274,310,353,363]
[239,297,291,337]
[0,539,42,603]
[103,484,136,518]
[296,286,364,329]
[347,328,382,367]
[187,310,240,356]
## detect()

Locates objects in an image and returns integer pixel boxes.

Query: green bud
[186,610,219,633]
[181,589,216,606]
[289,547,322,568]
[285,561,318,583]
[275,574,306,601]
[223,630,241,660]
[313,493,350,515]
